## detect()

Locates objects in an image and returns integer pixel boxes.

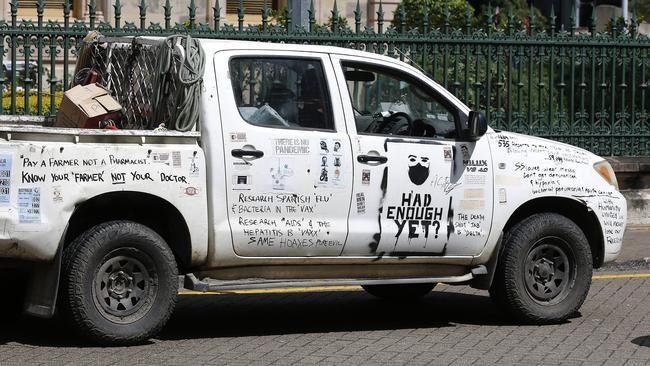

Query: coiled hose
[152,35,205,131]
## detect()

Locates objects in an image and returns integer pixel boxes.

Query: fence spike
[9,0,16,21]
[114,0,123,30]
[36,0,44,30]
[164,0,172,30]
[590,1,596,36]
[188,0,196,30]
[423,4,429,34]
[63,0,71,18]
[37,0,44,16]
[212,2,221,32]
[399,2,406,34]
[570,3,576,36]
[549,4,556,35]
[610,6,617,37]
[309,0,316,33]
[507,5,513,35]
[486,2,493,34]
[631,0,638,37]
[237,0,244,32]
[528,1,535,35]
[285,0,293,33]
[444,0,450,34]
[332,0,339,33]
[9,0,16,114]
[465,4,472,35]
[354,0,361,34]
[262,0,269,32]
[89,0,96,29]
[139,0,147,30]
[377,0,384,34]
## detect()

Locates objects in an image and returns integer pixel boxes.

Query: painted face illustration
[407,154,430,185]
[320,141,329,152]
[460,145,469,160]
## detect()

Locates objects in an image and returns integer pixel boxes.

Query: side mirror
[467,111,488,141]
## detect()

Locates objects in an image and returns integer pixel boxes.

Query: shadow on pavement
[0,315,90,348]
[0,289,567,346]
[632,336,650,348]
[159,290,516,341]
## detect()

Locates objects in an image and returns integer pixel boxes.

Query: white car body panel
[0,128,209,263]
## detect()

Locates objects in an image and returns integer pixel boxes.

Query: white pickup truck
[0,37,626,345]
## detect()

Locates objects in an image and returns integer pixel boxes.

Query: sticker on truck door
[17,187,41,224]
[0,154,12,204]
[378,141,454,255]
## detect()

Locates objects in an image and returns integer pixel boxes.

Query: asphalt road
[0,230,648,365]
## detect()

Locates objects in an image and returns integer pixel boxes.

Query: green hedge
[1,90,63,115]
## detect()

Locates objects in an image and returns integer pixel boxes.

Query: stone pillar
[292,0,310,31]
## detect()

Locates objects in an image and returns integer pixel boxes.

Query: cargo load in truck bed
[70,33,204,132]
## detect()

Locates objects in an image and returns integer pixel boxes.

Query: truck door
[215,51,352,257]
[331,55,493,257]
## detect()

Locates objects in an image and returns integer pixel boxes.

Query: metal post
[622,0,628,20]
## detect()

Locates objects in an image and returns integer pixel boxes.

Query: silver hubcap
[93,250,156,323]
[524,239,575,304]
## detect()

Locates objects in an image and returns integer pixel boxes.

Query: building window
[226,0,281,15]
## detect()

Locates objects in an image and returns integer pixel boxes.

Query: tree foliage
[470,0,546,31]
[635,0,650,23]
[392,0,474,32]
[393,0,547,33]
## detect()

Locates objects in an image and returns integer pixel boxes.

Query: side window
[342,62,458,139]
[230,57,334,131]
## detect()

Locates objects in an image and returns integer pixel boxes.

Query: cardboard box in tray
[55,83,122,128]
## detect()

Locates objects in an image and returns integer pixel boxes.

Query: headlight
[594,160,618,190]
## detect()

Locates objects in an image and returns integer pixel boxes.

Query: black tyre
[60,221,178,345]
[362,283,435,300]
[489,213,592,324]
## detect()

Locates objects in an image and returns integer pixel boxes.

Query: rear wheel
[490,213,592,323]
[60,221,178,345]
[362,283,435,300]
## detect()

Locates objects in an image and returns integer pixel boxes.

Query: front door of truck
[332,56,494,257]
[215,51,352,257]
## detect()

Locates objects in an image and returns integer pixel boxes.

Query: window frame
[228,56,337,133]
[340,60,464,141]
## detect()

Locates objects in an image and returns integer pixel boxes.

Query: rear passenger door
[215,51,352,257]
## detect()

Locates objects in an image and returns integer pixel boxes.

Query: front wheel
[60,221,178,345]
[490,213,592,323]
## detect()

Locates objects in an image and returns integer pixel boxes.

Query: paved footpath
[0,231,648,365]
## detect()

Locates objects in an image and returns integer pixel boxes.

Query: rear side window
[230,58,334,131]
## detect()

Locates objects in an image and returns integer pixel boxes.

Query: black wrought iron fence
[1,0,649,155]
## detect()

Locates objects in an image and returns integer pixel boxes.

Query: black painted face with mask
[407,155,430,185]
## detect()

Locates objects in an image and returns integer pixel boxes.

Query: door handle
[232,149,264,159]
[357,155,388,164]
